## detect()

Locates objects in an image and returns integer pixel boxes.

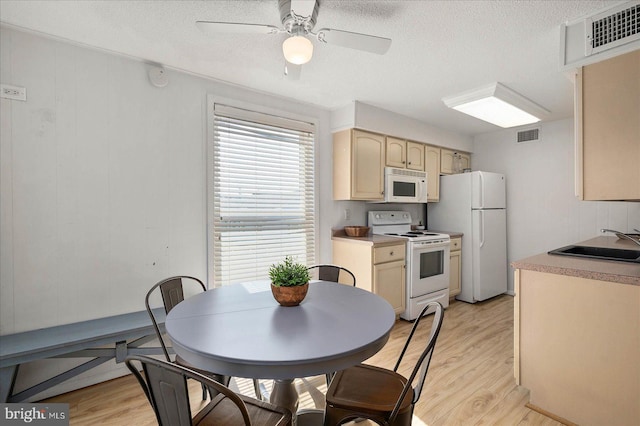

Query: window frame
[206,96,318,288]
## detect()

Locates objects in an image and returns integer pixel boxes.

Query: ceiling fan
[196,0,392,79]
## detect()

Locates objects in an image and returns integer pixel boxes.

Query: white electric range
[368,211,450,320]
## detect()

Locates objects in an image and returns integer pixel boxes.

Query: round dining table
[165,280,396,425]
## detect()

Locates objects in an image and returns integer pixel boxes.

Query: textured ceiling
[0,0,619,136]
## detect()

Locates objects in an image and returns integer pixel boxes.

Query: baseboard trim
[525,403,577,426]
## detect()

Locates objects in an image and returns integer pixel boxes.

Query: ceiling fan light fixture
[282,35,313,65]
[443,83,549,128]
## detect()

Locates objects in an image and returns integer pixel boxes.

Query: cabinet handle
[402,161,405,164]
[390,251,394,256]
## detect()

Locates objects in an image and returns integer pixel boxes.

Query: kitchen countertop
[511,236,640,286]
[331,228,463,245]
[331,229,405,246]
[429,230,463,238]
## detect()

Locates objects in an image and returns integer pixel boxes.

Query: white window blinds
[212,104,315,286]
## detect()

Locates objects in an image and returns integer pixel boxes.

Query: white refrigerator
[428,171,507,303]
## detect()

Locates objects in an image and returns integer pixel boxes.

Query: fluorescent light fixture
[282,35,313,65]
[443,83,550,128]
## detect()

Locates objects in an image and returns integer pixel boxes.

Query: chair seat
[194,393,291,425]
[326,364,414,414]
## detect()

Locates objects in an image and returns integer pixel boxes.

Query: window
[211,103,315,286]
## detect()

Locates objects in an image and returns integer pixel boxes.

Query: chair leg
[201,383,208,400]
[253,379,263,401]
[325,372,335,386]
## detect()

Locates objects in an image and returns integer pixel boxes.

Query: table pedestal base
[270,379,324,426]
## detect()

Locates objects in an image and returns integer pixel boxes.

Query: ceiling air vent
[586,2,640,56]
[517,128,540,143]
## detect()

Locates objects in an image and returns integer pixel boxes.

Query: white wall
[331,101,473,152]
[472,119,640,293]
[0,26,333,398]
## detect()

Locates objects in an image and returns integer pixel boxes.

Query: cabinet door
[352,130,385,200]
[580,50,640,201]
[385,137,406,168]
[441,149,470,174]
[425,145,441,201]
[459,153,471,172]
[373,260,405,314]
[449,250,461,297]
[406,142,425,171]
[440,149,455,174]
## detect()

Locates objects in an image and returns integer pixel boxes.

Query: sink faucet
[601,229,640,247]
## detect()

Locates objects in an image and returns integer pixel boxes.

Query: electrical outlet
[344,209,351,220]
[1,84,27,101]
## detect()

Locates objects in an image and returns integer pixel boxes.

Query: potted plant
[269,256,311,306]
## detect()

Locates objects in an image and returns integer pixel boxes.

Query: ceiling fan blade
[284,61,301,80]
[196,21,280,35]
[315,28,391,54]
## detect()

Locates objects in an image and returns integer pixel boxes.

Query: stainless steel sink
[548,245,640,263]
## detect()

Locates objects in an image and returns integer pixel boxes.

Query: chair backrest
[125,355,252,426]
[307,265,356,286]
[145,276,206,361]
[389,301,444,422]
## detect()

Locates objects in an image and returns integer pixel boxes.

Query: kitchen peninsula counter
[511,236,640,285]
[512,235,640,425]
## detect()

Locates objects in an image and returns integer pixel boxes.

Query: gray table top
[165,280,396,380]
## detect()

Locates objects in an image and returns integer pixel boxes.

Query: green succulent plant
[269,256,311,287]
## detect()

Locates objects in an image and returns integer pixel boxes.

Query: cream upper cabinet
[406,141,425,171]
[459,153,471,171]
[333,129,385,201]
[386,138,425,171]
[333,240,406,315]
[425,145,441,202]
[575,49,640,201]
[441,149,471,175]
[385,137,406,168]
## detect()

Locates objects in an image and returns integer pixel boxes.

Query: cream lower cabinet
[515,269,639,425]
[332,240,406,315]
[449,237,462,298]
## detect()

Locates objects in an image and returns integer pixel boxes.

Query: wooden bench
[0,308,168,402]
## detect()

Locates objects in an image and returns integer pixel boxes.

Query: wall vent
[561,1,640,70]
[517,128,540,143]
[586,2,640,56]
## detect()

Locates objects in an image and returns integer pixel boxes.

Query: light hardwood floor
[44,295,561,425]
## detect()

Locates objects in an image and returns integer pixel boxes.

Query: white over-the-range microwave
[375,167,428,203]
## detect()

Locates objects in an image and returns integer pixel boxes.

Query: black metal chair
[323,302,445,426]
[307,265,356,386]
[125,355,292,426]
[307,265,356,286]
[146,275,263,401]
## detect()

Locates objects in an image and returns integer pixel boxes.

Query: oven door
[408,241,450,297]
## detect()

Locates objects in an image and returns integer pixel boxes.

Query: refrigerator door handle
[478,171,485,209]
[479,210,485,248]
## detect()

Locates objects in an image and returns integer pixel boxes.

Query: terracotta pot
[271,282,309,307]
